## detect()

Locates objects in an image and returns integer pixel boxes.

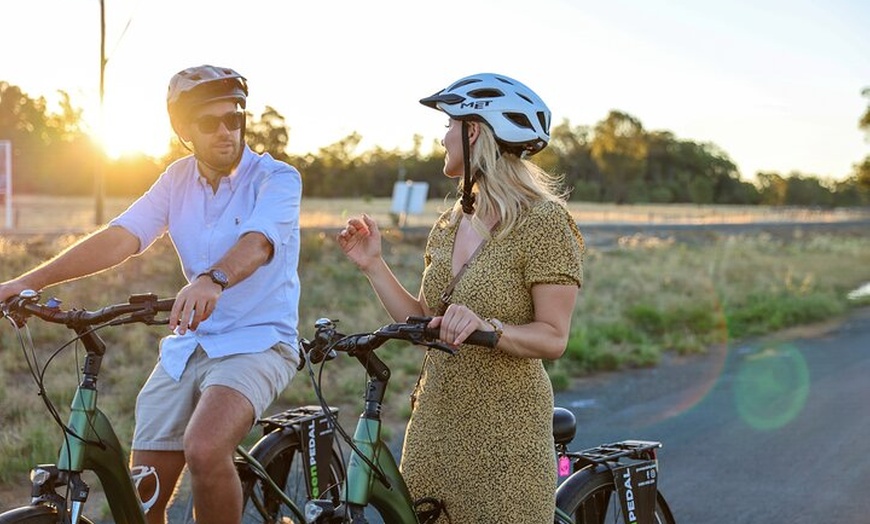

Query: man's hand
[169,277,222,334]
[0,279,34,306]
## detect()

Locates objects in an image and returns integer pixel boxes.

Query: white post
[0,140,11,229]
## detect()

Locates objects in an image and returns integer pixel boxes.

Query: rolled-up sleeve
[109,168,175,254]
[237,165,302,257]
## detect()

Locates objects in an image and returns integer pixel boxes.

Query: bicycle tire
[556,465,675,524]
[0,505,96,524]
[240,431,346,524]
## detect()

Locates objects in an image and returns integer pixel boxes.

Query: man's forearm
[18,226,140,291]
[210,232,275,289]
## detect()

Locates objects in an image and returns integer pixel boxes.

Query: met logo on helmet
[460,100,492,110]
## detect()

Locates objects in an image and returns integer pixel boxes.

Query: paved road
[574,218,870,249]
[555,306,870,523]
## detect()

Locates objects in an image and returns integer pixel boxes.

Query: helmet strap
[460,120,476,215]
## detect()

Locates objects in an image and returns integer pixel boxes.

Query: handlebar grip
[423,327,500,348]
[465,330,500,348]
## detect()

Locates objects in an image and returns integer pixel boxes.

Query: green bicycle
[0,291,345,524]
[0,290,676,523]
[294,316,677,524]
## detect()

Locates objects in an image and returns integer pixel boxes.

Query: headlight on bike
[30,466,55,486]
[304,500,323,522]
[304,499,336,522]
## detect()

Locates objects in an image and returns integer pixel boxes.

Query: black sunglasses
[193,112,245,134]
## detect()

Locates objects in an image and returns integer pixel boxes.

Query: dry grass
[1,196,869,515]
[4,195,867,232]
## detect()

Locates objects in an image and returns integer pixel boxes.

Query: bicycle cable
[5,312,132,451]
[3,299,170,514]
[304,335,393,489]
[304,334,456,524]
[4,314,106,511]
[314,349,351,494]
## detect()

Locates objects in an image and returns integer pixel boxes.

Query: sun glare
[97,98,172,160]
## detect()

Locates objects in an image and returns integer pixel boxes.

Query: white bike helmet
[420,73,551,156]
[167,65,248,135]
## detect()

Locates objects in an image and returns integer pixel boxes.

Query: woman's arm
[430,283,578,359]
[338,214,425,322]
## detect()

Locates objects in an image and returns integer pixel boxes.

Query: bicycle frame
[301,319,673,524]
[5,293,344,524]
[306,344,420,523]
[344,417,418,522]
[31,352,148,524]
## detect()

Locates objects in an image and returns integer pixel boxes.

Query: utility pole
[95,0,106,225]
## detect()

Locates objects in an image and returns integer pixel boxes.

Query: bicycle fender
[555,463,611,509]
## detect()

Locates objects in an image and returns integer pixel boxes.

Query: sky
[3,0,869,181]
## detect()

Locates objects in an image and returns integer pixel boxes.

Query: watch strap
[197,269,228,290]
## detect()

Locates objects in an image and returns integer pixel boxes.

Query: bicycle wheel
[556,465,675,524]
[0,505,96,523]
[240,434,345,524]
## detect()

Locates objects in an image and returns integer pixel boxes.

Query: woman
[338,73,584,522]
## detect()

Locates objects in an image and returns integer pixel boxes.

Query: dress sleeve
[522,200,585,288]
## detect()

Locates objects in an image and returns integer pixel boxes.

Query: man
[0,64,302,524]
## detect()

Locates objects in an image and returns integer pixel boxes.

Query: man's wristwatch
[197,268,229,291]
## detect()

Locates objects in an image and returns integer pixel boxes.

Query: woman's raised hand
[337,214,383,272]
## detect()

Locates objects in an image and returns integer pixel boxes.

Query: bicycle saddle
[553,407,577,446]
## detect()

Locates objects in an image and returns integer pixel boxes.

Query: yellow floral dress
[401,199,585,523]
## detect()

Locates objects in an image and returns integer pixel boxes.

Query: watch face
[210,269,229,288]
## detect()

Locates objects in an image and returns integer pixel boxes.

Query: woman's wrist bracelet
[484,317,504,345]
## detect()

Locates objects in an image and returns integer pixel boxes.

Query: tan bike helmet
[167,65,248,136]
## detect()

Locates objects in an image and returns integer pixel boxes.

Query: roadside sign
[391,180,429,226]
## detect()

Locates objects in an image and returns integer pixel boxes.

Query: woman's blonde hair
[449,123,567,239]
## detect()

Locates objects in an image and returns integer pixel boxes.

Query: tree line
[1,80,868,206]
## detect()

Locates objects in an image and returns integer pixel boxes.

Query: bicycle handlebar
[304,315,499,364]
[1,290,175,329]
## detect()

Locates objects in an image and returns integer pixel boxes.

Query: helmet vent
[505,112,533,130]
[449,78,482,91]
[468,88,504,99]
[537,112,549,132]
[517,93,534,105]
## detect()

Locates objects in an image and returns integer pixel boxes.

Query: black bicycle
[553,407,676,523]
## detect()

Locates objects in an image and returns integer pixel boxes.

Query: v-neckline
[449,216,496,278]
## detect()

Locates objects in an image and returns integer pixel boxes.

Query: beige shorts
[132,343,299,451]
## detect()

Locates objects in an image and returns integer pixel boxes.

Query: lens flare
[649,283,731,425]
[733,344,810,431]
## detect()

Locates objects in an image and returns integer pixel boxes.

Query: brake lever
[400,316,457,355]
[424,340,457,355]
[2,291,40,328]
